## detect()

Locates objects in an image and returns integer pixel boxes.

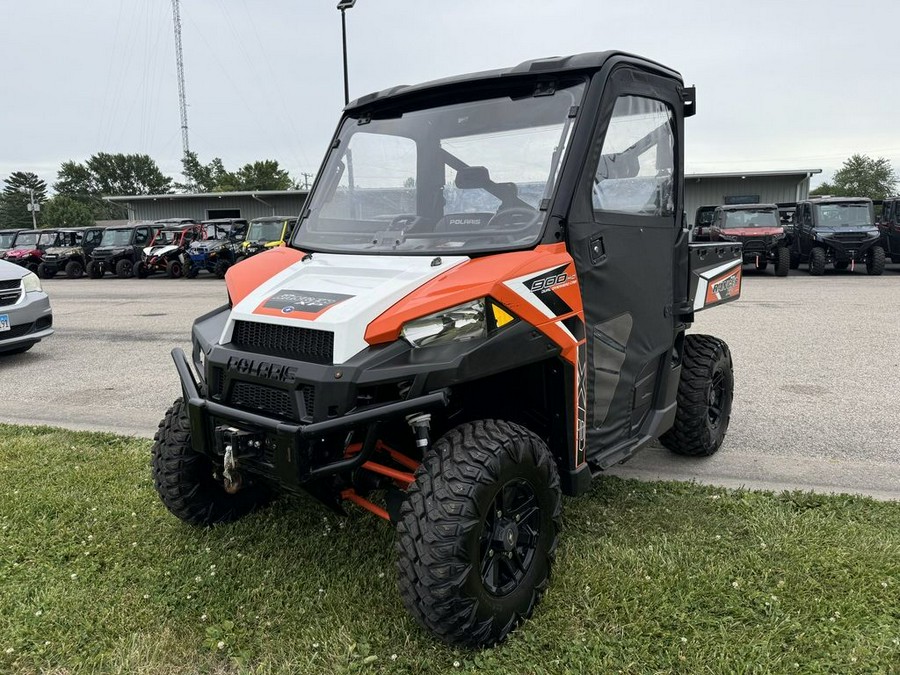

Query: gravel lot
[2,267,898,499]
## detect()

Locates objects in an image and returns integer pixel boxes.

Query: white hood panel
[224,253,469,363]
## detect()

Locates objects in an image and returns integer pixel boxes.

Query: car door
[566,65,683,456]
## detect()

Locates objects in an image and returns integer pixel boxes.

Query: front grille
[828,233,867,243]
[1,321,36,340]
[0,279,20,290]
[741,239,767,252]
[230,381,297,421]
[0,287,21,307]
[232,320,334,364]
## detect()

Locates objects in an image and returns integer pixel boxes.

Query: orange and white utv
[152,50,742,647]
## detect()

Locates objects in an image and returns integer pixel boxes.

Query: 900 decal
[530,273,568,293]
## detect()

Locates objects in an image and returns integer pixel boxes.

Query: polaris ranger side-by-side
[2,229,59,272]
[88,222,156,279]
[692,205,717,241]
[38,226,106,278]
[185,220,247,278]
[152,51,741,648]
[877,196,900,263]
[236,216,296,262]
[791,197,884,275]
[709,203,790,276]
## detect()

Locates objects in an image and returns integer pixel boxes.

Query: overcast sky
[2,0,898,191]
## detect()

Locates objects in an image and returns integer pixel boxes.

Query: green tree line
[0,152,305,228]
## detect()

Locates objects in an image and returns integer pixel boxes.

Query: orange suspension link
[341,489,390,521]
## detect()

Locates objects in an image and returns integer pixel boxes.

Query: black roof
[803,197,873,205]
[346,51,681,111]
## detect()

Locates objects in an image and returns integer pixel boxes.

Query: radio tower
[171,0,190,165]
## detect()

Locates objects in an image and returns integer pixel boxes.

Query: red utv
[709,204,790,276]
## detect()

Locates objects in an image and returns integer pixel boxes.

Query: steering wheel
[486,207,540,233]
[388,214,422,231]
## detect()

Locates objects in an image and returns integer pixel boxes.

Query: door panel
[567,67,682,455]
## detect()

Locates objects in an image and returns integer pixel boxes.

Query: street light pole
[337,0,356,106]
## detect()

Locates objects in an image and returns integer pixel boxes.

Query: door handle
[589,235,606,265]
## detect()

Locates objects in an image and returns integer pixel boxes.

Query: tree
[0,171,48,228]
[811,155,898,200]
[55,152,173,219]
[226,160,293,191]
[42,195,95,227]
[177,151,228,193]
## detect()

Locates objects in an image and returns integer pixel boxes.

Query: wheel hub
[478,478,541,596]
[493,521,520,552]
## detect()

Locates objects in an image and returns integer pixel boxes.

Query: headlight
[401,299,486,348]
[22,272,42,293]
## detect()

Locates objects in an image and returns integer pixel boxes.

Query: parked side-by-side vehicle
[709,204,790,276]
[88,222,157,279]
[151,50,742,648]
[236,216,296,262]
[136,219,204,278]
[185,219,247,278]
[1,229,60,273]
[790,197,883,275]
[38,226,106,279]
[877,196,900,264]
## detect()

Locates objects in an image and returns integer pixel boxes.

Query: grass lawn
[0,424,898,674]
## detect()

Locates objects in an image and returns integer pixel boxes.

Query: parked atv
[236,216,296,262]
[152,50,741,648]
[37,226,105,279]
[88,222,156,279]
[0,229,25,258]
[185,220,247,278]
[876,196,900,264]
[2,229,59,273]
[135,219,204,279]
[791,197,883,275]
[709,204,790,276]
[692,205,717,241]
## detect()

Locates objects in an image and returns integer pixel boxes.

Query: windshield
[814,203,873,227]
[38,231,60,246]
[722,209,780,229]
[247,221,286,242]
[101,228,134,246]
[14,232,39,248]
[295,81,586,255]
[0,232,18,248]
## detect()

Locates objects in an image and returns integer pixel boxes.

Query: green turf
[0,424,898,674]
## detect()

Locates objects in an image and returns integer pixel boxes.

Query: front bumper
[173,347,447,488]
[0,291,53,352]
[818,234,879,260]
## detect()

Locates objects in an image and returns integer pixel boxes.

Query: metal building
[106,171,821,228]
[684,169,821,225]
[105,190,309,222]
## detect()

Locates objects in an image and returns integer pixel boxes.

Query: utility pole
[171,0,190,168]
[26,189,39,228]
[300,172,314,190]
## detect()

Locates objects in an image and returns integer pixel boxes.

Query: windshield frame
[293,77,587,256]
[13,232,39,248]
[813,202,874,228]
[0,232,20,248]
[721,209,781,229]
[100,228,135,247]
[247,220,288,243]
